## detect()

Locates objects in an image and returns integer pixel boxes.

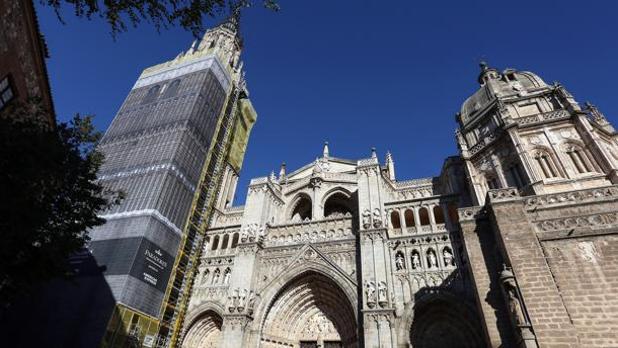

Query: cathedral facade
[179,63,618,348]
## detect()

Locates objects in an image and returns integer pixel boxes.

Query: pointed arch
[288,192,313,221]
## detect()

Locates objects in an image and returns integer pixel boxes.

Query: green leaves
[0,100,121,307]
[42,0,279,37]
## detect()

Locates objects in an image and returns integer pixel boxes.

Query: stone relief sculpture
[212,268,221,284]
[372,208,383,228]
[499,266,527,328]
[377,281,388,307]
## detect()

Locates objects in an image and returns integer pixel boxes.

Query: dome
[459,64,549,124]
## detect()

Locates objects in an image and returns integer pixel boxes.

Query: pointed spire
[279,162,286,180]
[323,141,330,158]
[385,151,395,181]
[371,147,377,159]
[269,170,277,182]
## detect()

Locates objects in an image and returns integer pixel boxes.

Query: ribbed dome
[460,66,549,123]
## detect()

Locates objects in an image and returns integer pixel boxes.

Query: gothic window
[506,163,525,188]
[231,233,239,248]
[533,150,559,179]
[164,79,181,98]
[419,207,430,226]
[390,211,401,229]
[324,192,353,217]
[566,144,593,174]
[141,85,160,105]
[433,206,445,224]
[221,234,229,249]
[0,75,15,110]
[486,175,500,190]
[211,235,220,250]
[291,194,312,221]
[404,209,415,227]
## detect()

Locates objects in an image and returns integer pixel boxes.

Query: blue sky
[36,0,618,204]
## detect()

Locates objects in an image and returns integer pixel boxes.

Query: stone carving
[395,252,405,271]
[377,281,388,307]
[443,248,454,267]
[372,208,383,228]
[365,281,376,308]
[536,212,618,232]
[525,186,618,210]
[499,266,527,328]
[212,268,221,284]
[223,268,231,284]
[411,251,421,269]
[227,288,255,314]
[362,209,372,229]
[240,223,264,243]
[427,249,437,268]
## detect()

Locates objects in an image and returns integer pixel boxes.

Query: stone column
[413,207,421,234]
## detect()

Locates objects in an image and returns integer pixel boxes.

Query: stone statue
[365,281,376,304]
[212,269,220,284]
[395,252,405,270]
[362,209,371,229]
[443,248,454,266]
[500,267,527,327]
[373,208,382,228]
[377,281,387,303]
[223,269,231,284]
[411,252,421,269]
[427,249,437,268]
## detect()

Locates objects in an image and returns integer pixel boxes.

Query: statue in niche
[373,208,382,228]
[377,281,387,303]
[362,209,371,229]
[411,252,421,269]
[500,266,527,327]
[427,249,438,268]
[212,269,221,284]
[443,248,454,266]
[223,269,231,284]
[395,252,405,270]
[365,281,376,306]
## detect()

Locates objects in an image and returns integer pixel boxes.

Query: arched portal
[410,296,484,348]
[182,310,223,348]
[260,272,358,348]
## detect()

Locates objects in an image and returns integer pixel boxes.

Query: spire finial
[279,162,286,180]
[479,60,488,71]
[323,141,330,158]
[371,147,377,158]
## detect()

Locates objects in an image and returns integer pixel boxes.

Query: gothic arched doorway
[260,272,358,348]
[410,295,484,348]
[181,310,223,348]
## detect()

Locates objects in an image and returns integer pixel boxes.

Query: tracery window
[566,144,593,174]
[141,84,160,104]
[533,150,559,179]
[164,79,181,98]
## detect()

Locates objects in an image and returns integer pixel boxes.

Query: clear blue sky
[36,0,618,204]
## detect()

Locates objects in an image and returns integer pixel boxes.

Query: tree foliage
[42,0,280,37]
[0,100,122,307]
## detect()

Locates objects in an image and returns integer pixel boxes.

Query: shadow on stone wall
[0,248,122,347]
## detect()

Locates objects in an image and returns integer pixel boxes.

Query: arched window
[231,233,239,248]
[221,234,229,249]
[211,235,220,250]
[566,144,593,174]
[506,163,525,188]
[291,194,312,221]
[433,206,445,224]
[164,79,181,98]
[404,209,415,227]
[419,207,430,226]
[390,211,401,229]
[533,149,559,179]
[141,85,160,105]
[324,192,353,217]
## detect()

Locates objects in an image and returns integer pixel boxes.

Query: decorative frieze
[524,186,618,210]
